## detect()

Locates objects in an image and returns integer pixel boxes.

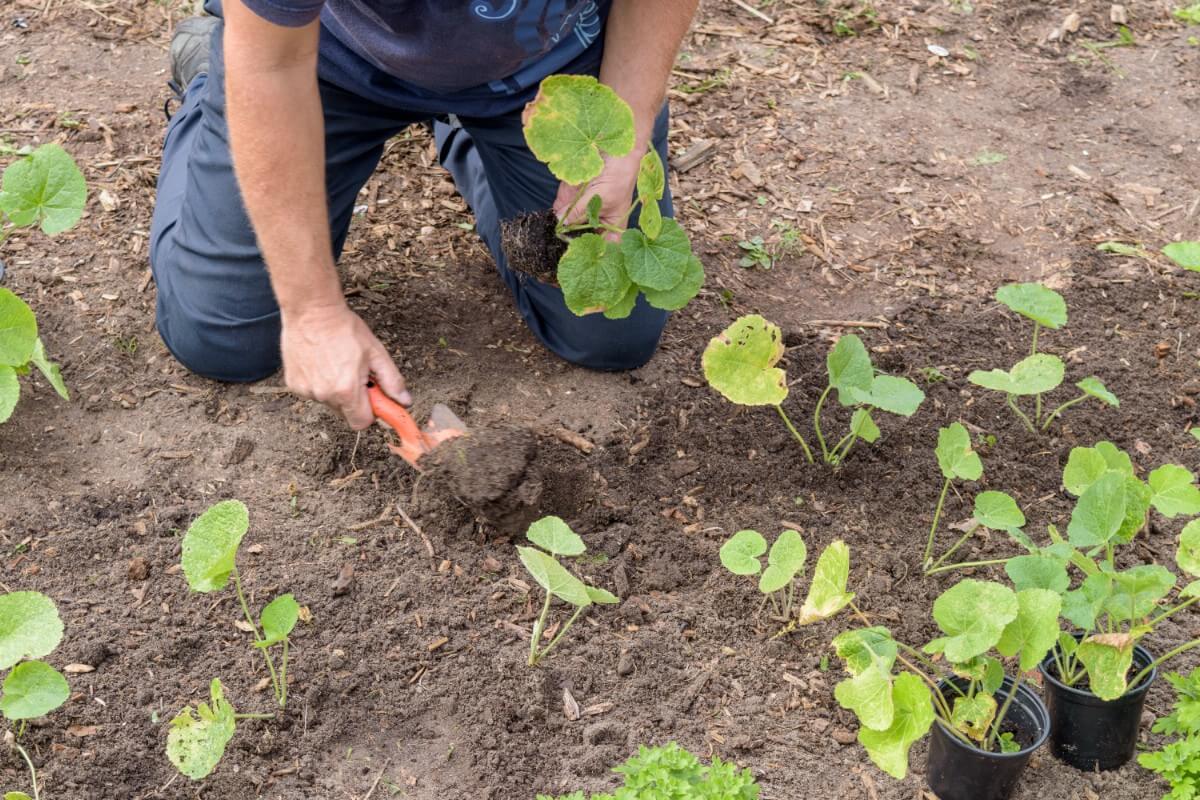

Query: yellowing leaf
[798,540,854,624]
[167,679,238,780]
[702,315,787,406]
[522,75,635,185]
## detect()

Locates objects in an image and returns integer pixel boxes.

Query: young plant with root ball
[968,283,1117,433]
[517,516,618,667]
[0,592,70,800]
[702,315,924,466]
[521,75,703,317]
[167,500,298,780]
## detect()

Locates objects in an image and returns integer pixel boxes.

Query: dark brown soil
[3,2,1200,800]
[500,208,566,281]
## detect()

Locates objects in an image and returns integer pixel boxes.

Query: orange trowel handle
[366,383,428,456]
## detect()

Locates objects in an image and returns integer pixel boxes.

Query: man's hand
[552,147,643,235]
[281,303,410,430]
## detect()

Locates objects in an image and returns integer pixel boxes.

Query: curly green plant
[702,315,924,466]
[522,75,702,317]
[718,529,854,632]
[0,591,70,800]
[833,579,1061,779]
[517,516,618,667]
[1139,665,1200,799]
[968,283,1117,432]
[536,742,759,800]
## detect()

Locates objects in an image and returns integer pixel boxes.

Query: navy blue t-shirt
[241,0,609,115]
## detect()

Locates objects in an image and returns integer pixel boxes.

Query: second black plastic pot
[926,676,1050,800]
[1038,634,1157,771]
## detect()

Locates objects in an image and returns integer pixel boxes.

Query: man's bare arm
[224,0,408,427]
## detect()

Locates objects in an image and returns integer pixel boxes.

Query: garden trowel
[366,382,468,467]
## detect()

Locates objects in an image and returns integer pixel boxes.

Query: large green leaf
[1005,554,1069,593]
[833,627,898,675]
[166,679,238,780]
[924,580,1018,663]
[0,143,87,235]
[995,282,1068,329]
[846,375,925,417]
[936,423,983,482]
[973,491,1025,531]
[798,540,854,624]
[968,353,1065,396]
[857,672,934,780]
[1163,241,1200,272]
[526,516,586,557]
[181,500,249,593]
[759,529,807,594]
[522,75,635,185]
[1076,377,1118,407]
[827,334,874,406]
[0,660,69,720]
[621,219,692,291]
[1178,520,1200,578]
[1104,565,1174,622]
[835,663,895,732]
[1067,472,1128,548]
[30,338,68,400]
[1149,464,1200,519]
[641,254,704,312]
[557,234,631,316]
[0,288,38,367]
[0,365,18,424]
[702,315,787,406]
[997,588,1062,671]
[516,547,591,607]
[1063,442,1134,496]
[719,529,766,576]
[1076,634,1136,701]
[258,594,299,647]
[0,591,63,670]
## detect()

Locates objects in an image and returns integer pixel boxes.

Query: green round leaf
[0,660,69,720]
[702,315,787,406]
[1177,520,1200,578]
[936,423,983,482]
[558,234,631,316]
[973,491,1025,531]
[857,672,934,780]
[526,516,586,557]
[642,254,703,312]
[1163,241,1200,272]
[968,353,1065,397]
[259,594,300,646]
[167,679,238,780]
[827,334,874,406]
[1061,573,1112,631]
[924,580,1018,663]
[1005,554,1069,594]
[0,365,18,424]
[6,791,34,800]
[995,282,1067,329]
[181,500,250,593]
[522,75,635,185]
[1149,464,1200,519]
[997,588,1062,672]
[621,219,692,291]
[1076,376,1117,407]
[516,547,592,607]
[798,540,854,624]
[0,591,64,671]
[719,529,767,576]
[759,529,807,594]
[0,288,38,367]
[847,375,926,417]
[1067,471,1128,548]
[0,143,87,235]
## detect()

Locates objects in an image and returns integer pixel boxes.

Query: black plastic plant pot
[926,677,1050,800]
[1038,633,1157,771]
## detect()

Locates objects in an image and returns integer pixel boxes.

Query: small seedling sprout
[719,529,855,626]
[517,516,618,667]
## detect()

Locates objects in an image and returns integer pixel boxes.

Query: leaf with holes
[166,679,238,780]
[702,315,787,406]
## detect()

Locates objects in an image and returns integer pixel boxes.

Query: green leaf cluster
[969,283,1115,432]
[718,530,853,628]
[702,317,924,466]
[536,742,760,800]
[518,516,618,666]
[1139,665,1200,800]
[0,289,69,424]
[523,75,702,317]
[0,591,69,725]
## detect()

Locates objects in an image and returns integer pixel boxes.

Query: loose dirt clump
[500,209,566,281]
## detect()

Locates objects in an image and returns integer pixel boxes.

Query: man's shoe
[170,16,218,91]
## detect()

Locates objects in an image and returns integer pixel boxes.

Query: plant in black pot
[831,579,1057,800]
[1006,442,1200,772]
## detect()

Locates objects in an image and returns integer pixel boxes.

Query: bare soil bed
[2,1,1199,798]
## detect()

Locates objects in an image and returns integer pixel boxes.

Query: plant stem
[528,592,552,667]
[813,385,834,462]
[15,741,40,800]
[1030,323,1040,357]
[233,569,282,701]
[1041,394,1087,430]
[985,672,1022,751]
[776,405,815,464]
[1152,596,1200,627]
[927,524,982,574]
[278,639,289,708]
[925,557,1012,577]
[538,606,587,664]
[1006,395,1036,434]
[17,720,27,739]
[924,478,952,569]
[836,433,859,466]
[1130,637,1200,690]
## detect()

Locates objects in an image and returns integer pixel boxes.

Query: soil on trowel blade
[499,208,566,281]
